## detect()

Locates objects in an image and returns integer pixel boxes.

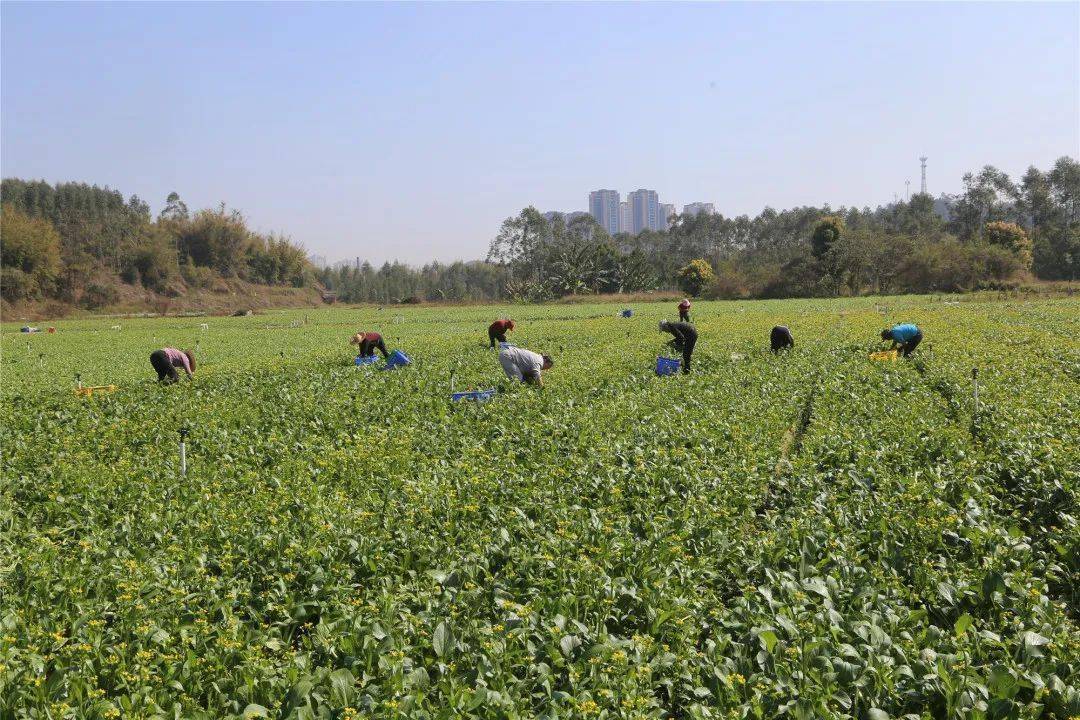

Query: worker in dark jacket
[350,332,389,358]
[659,320,698,374]
[881,323,923,357]
[770,326,795,353]
[488,319,515,348]
[678,299,691,322]
[150,348,195,384]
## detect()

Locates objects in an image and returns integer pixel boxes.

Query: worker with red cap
[678,299,691,322]
[488,318,515,348]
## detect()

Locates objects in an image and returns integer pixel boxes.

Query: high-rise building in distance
[628,189,660,234]
[683,202,715,217]
[588,190,620,236]
[659,203,675,230]
[618,202,632,234]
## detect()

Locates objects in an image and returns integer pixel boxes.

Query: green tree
[811,216,845,259]
[984,221,1033,271]
[616,249,655,293]
[950,166,1019,239]
[248,233,310,287]
[126,226,179,292]
[178,206,252,277]
[677,259,715,297]
[1,204,62,299]
[1048,156,1080,224]
[159,191,190,222]
[486,207,552,286]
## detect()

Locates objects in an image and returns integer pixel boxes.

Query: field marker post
[179,427,189,477]
[972,368,979,418]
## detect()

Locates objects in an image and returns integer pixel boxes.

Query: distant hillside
[2,179,317,318]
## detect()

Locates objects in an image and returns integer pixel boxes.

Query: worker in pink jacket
[150,347,195,383]
[678,299,691,322]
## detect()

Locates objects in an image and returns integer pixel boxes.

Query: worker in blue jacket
[881,323,923,357]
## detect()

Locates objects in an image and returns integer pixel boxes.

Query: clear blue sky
[3,2,1077,265]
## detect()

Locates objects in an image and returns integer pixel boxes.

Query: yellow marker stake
[74,385,118,397]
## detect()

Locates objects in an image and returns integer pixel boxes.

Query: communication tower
[920,156,928,194]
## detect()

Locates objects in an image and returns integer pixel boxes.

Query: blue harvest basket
[382,350,411,370]
[621,309,633,318]
[355,355,379,366]
[656,356,681,376]
[451,388,496,403]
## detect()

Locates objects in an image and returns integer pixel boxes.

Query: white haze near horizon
[2,2,1077,266]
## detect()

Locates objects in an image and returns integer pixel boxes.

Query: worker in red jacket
[678,299,691,322]
[488,319,515,348]
[350,331,389,358]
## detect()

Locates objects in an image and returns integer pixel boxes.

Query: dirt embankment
[1,279,326,322]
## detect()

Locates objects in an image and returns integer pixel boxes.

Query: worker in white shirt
[498,346,554,386]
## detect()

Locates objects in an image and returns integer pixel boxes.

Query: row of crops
[1,296,1077,718]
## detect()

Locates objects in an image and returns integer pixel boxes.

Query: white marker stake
[179,428,189,477]
[972,368,979,418]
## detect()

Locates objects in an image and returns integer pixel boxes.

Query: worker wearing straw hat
[678,299,691,322]
[350,331,389,359]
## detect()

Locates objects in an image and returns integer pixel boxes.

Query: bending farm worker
[499,345,553,386]
[351,331,389,359]
[659,319,698,374]
[673,297,691,321]
[881,323,923,357]
[770,325,795,353]
[488,318,515,348]
[150,347,195,384]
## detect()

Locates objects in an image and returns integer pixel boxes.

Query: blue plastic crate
[451,388,496,403]
[355,355,379,366]
[656,356,681,376]
[621,309,633,318]
[382,350,411,370]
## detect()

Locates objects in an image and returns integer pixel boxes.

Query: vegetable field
[1,296,1078,720]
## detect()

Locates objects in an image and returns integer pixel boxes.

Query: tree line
[1,180,311,308]
[319,156,1077,304]
[4,156,1076,309]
